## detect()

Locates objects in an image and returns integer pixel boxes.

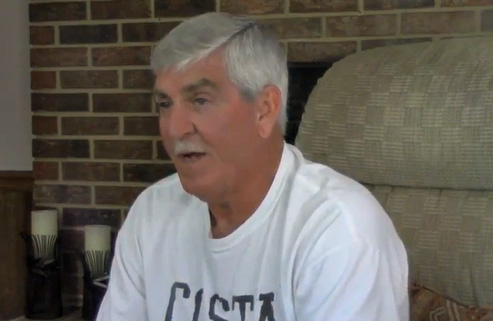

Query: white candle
[84,225,111,252]
[31,209,58,236]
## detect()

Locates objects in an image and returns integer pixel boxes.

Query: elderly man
[97,12,409,321]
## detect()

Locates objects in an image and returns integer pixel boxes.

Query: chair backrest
[296,37,493,307]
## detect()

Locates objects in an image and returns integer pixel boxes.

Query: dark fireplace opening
[284,62,332,145]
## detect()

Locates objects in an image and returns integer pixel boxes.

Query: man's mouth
[178,152,207,161]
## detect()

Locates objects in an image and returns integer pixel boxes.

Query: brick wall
[30,0,493,307]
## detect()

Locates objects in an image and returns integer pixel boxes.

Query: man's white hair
[150,12,288,133]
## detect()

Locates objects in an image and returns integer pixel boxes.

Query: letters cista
[165,282,276,321]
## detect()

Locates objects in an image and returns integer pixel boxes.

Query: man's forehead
[153,77,219,96]
[182,78,218,91]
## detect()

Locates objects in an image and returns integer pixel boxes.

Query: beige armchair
[296,37,493,320]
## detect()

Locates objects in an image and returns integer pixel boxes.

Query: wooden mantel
[0,171,34,192]
[0,171,34,320]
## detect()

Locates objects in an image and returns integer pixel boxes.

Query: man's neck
[208,139,284,239]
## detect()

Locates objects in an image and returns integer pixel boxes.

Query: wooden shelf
[0,171,33,192]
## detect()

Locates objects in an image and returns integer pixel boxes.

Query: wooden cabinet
[0,172,33,320]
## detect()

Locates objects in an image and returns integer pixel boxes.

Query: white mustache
[173,140,207,155]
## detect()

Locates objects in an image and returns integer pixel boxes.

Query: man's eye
[194,97,209,106]
[157,101,171,109]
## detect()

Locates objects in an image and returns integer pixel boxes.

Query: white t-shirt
[97,143,409,321]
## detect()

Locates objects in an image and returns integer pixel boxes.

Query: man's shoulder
[290,150,370,204]
[149,172,182,190]
[287,149,393,244]
[133,173,192,208]
[124,173,203,232]
[285,154,404,268]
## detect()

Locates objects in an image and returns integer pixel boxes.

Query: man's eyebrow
[153,90,169,100]
[181,78,218,94]
[152,78,217,99]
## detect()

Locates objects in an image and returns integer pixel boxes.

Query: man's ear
[255,85,282,138]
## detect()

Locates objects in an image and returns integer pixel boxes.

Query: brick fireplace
[29,0,493,308]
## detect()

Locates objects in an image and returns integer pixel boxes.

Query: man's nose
[164,103,195,139]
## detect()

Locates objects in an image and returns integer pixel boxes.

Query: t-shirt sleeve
[293,240,409,321]
[96,201,148,321]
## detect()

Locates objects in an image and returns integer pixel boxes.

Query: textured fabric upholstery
[296,38,493,307]
[368,185,493,307]
[297,38,493,190]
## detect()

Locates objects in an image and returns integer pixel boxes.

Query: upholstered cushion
[296,38,493,190]
[367,185,493,307]
[411,282,493,321]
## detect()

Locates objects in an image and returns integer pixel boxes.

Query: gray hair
[150,13,288,133]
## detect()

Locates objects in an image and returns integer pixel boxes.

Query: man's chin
[177,174,216,202]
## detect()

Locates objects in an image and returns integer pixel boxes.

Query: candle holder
[21,232,62,320]
[78,250,112,320]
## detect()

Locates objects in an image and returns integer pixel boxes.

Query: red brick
[29,2,86,22]
[124,116,159,136]
[258,18,322,39]
[221,0,283,14]
[361,37,431,50]
[326,15,397,37]
[365,0,434,9]
[443,0,493,6]
[33,116,58,135]
[95,186,145,205]
[93,93,152,113]
[124,163,175,183]
[482,10,493,31]
[33,139,90,158]
[62,162,120,181]
[60,25,117,44]
[62,117,119,135]
[155,0,215,17]
[34,184,91,204]
[94,140,153,159]
[60,70,118,89]
[91,0,151,19]
[59,229,84,250]
[290,0,357,12]
[32,93,89,112]
[401,12,476,34]
[62,208,121,228]
[92,46,151,66]
[31,48,88,67]
[30,26,55,45]
[156,141,170,160]
[123,69,154,89]
[33,161,59,180]
[31,71,56,89]
[288,42,357,62]
[122,22,180,42]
